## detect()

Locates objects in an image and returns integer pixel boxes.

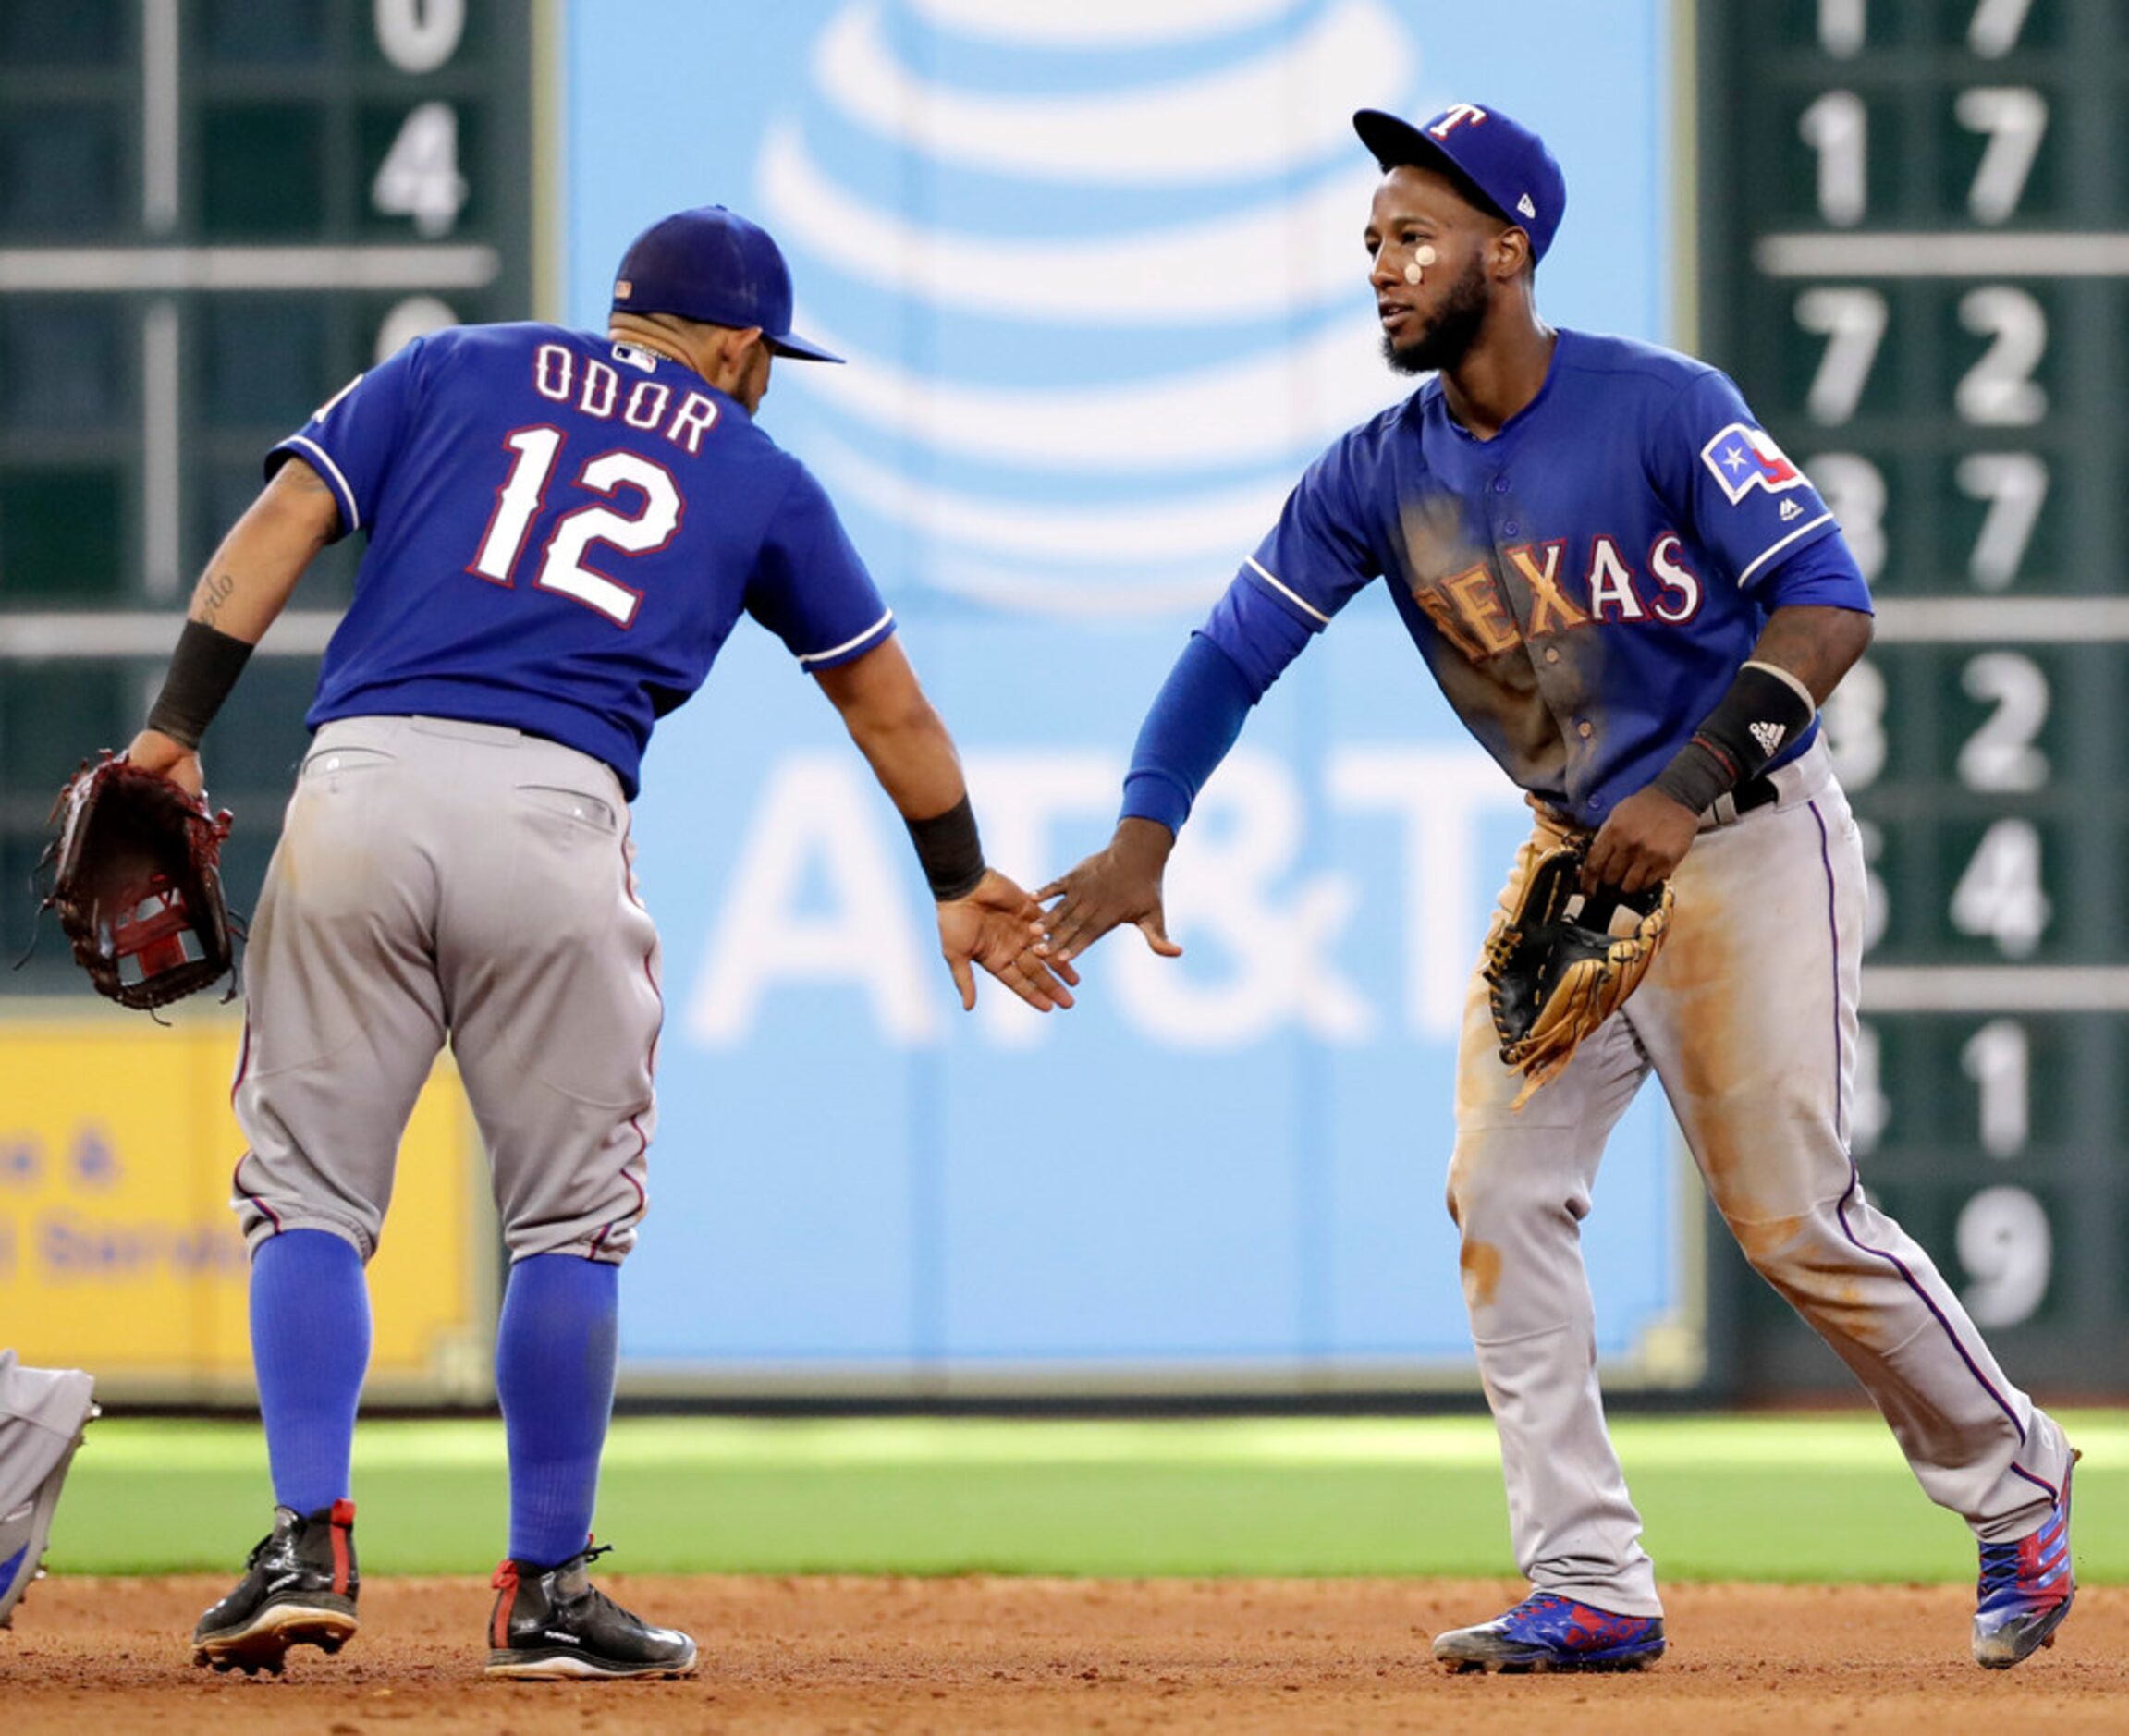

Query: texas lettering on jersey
[1406,534,1707,662]
[1227,329,1873,823]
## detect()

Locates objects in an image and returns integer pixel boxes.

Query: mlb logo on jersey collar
[1700,422,1805,504]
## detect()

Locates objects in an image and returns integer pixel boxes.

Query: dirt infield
[3,1575,2123,1732]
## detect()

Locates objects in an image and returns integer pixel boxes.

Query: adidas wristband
[1650,660,1816,815]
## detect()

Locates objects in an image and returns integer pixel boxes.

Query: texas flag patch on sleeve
[1700,422,1805,503]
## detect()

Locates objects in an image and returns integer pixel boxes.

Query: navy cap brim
[1352,108,1511,225]
[766,331,844,364]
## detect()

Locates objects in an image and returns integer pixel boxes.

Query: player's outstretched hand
[937,869,1081,1013]
[1581,786,1699,896]
[1037,817,1183,966]
[122,727,205,799]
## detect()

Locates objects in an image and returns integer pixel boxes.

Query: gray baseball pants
[230,715,663,1265]
[0,1351,95,1517]
[1448,741,2073,1617]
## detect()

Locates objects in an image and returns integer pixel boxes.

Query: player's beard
[1383,252,1490,375]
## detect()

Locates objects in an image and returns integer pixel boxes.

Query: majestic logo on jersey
[1700,422,1805,504]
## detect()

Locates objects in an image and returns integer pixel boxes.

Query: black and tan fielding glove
[1482,842,1674,1111]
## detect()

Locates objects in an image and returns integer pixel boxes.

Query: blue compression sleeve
[1119,633,1262,833]
[496,1253,619,1569]
[1120,577,1315,833]
[251,1228,370,1515]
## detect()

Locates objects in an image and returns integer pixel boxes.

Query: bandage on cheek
[1403,244,1438,285]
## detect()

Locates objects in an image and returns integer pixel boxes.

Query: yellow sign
[0,1005,493,1401]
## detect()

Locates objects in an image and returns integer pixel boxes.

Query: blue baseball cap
[611,205,842,363]
[1353,104,1566,265]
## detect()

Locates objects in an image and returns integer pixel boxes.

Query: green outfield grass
[47,1411,2126,1583]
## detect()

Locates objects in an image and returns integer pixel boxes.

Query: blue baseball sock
[496,1253,618,1569]
[251,1228,370,1516]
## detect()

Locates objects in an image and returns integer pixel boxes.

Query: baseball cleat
[1433,1593,1666,1673]
[1973,1449,2078,1669]
[193,1499,359,1673]
[485,1543,697,1680]
[0,1375,98,1629]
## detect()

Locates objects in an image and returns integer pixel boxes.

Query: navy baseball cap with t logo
[1353,104,1566,265]
[611,205,843,363]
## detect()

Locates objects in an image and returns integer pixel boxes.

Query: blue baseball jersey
[1227,329,1872,826]
[273,322,895,798]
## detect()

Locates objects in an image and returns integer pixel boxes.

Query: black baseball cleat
[485,1543,697,1680]
[193,1499,360,1675]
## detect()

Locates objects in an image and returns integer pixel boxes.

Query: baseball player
[0,1351,96,1628]
[1041,104,2075,1672]
[121,204,1075,1680]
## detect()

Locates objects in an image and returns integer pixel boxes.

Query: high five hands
[938,868,1080,1011]
[951,818,1184,1016]
[1036,818,1184,969]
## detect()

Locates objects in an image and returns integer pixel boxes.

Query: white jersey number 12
[470,427,681,628]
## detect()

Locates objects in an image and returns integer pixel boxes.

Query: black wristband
[906,795,985,901]
[145,618,254,750]
[1649,661,1815,814]
[1648,737,1736,815]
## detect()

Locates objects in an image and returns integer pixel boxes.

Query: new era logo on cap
[1352,103,1567,264]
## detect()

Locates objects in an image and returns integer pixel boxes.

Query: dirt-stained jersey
[1230,329,1872,825]
[274,322,895,798]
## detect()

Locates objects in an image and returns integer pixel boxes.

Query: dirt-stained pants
[1447,740,2073,1617]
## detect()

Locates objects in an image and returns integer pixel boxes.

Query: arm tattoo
[198,570,238,626]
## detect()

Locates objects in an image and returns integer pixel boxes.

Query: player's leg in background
[1634,767,2074,1545]
[197,718,450,1669]
[0,1351,96,1627]
[230,719,449,1523]
[1444,825,1663,1622]
[437,727,658,1568]
[436,727,691,1677]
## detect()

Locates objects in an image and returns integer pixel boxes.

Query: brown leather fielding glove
[41,753,234,1009]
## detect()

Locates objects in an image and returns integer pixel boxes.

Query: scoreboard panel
[1696,0,2127,1387]
[0,0,542,975]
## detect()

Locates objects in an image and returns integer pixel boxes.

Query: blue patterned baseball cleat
[1972,1450,2077,1669]
[1433,1593,1666,1672]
